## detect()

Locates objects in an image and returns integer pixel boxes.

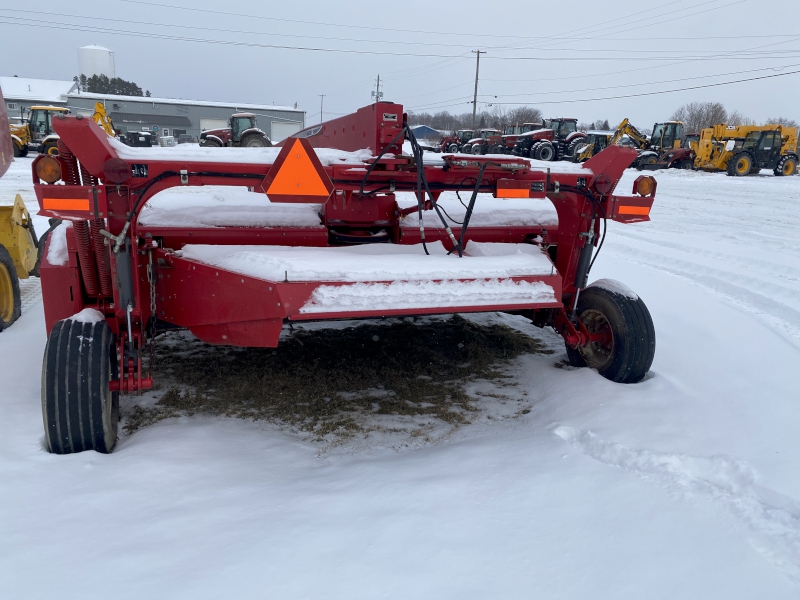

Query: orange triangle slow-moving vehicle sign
[262,137,334,203]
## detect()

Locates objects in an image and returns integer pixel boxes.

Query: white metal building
[1,76,305,142]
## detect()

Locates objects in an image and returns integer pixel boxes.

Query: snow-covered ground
[2,155,800,598]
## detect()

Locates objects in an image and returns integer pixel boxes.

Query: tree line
[408,102,797,134]
[73,74,151,97]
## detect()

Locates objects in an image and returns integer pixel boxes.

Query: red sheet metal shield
[262,137,334,203]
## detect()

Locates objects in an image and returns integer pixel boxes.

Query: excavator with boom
[637,121,694,170]
[575,118,694,169]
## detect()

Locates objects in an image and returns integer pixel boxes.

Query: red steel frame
[33,104,656,394]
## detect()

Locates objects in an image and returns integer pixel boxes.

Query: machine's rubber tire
[676,159,693,170]
[13,142,21,158]
[200,139,222,148]
[44,143,59,156]
[727,152,753,177]
[0,245,22,331]
[241,134,269,148]
[566,138,584,157]
[637,154,657,169]
[489,144,505,154]
[565,283,655,384]
[535,142,556,161]
[447,143,459,153]
[469,143,481,155]
[42,318,119,454]
[774,156,797,176]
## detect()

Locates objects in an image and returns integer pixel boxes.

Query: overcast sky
[1,0,799,127]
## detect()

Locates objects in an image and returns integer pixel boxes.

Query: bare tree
[670,101,729,132]
[765,116,798,128]
[727,110,755,126]
[506,106,543,125]
[408,105,543,132]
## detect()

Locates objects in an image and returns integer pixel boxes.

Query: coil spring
[90,219,113,296]
[73,221,100,297]
[56,140,81,186]
[79,163,98,186]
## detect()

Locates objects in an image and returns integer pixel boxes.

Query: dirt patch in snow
[123,315,553,446]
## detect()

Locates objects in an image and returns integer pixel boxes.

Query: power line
[482,63,800,99]
[2,14,795,62]
[0,8,495,51]
[4,1,763,54]
[486,68,800,105]
[118,0,582,40]
[405,66,800,111]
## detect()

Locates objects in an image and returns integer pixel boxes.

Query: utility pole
[371,74,383,103]
[471,50,485,129]
[318,94,325,124]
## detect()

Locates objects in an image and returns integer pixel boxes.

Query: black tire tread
[42,319,118,454]
[0,245,22,331]
[727,151,753,177]
[567,284,656,384]
[774,155,797,176]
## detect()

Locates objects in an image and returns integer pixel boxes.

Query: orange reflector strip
[496,188,530,198]
[266,138,332,197]
[43,198,90,211]
[618,205,650,216]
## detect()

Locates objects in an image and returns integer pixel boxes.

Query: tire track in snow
[611,229,800,285]
[605,241,800,348]
[555,426,800,585]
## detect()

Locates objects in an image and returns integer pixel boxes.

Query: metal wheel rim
[783,160,796,176]
[736,157,750,174]
[577,309,614,370]
[0,263,13,323]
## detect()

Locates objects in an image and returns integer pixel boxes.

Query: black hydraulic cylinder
[573,233,594,291]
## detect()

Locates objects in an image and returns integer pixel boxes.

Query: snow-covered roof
[68,91,303,114]
[80,44,111,51]
[0,76,77,103]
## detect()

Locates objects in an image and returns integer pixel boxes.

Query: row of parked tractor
[436,117,798,177]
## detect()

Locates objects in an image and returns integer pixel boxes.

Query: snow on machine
[32,101,658,454]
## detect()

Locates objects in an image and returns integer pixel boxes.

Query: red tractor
[499,123,543,153]
[466,124,545,155]
[31,102,658,454]
[464,128,502,155]
[512,118,586,162]
[438,129,475,153]
[199,112,272,148]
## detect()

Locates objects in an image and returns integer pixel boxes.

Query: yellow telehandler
[694,124,798,176]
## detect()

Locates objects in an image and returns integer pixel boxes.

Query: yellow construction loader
[573,130,614,162]
[0,195,39,327]
[1,87,42,330]
[694,124,798,176]
[574,118,692,170]
[9,105,71,156]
